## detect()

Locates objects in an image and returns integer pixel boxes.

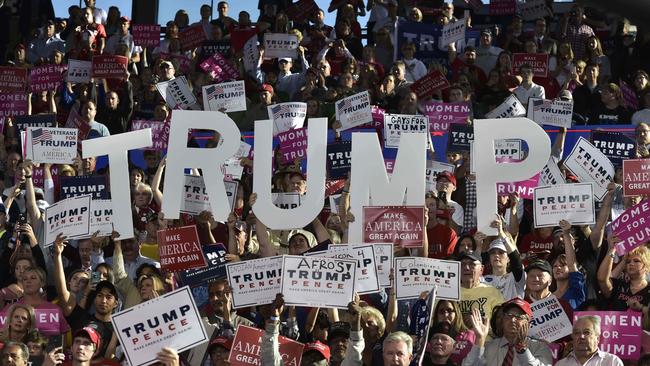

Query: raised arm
[251,193,277,257]
[151,157,166,206]
[559,220,578,272]
[52,234,75,316]
[23,161,42,222]
[597,233,617,298]
[590,182,615,250]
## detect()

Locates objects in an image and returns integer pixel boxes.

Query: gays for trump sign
[394,257,460,300]
[229,325,304,366]
[26,127,77,164]
[623,159,650,197]
[112,286,208,366]
[202,80,246,112]
[529,295,572,342]
[45,195,92,245]
[574,311,642,360]
[383,114,429,149]
[533,183,595,228]
[281,255,356,309]
[157,225,207,272]
[335,91,372,131]
[363,206,425,248]
[226,256,283,309]
[564,137,615,200]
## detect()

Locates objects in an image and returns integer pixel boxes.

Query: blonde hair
[137,274,166,294]
[627,245,650,270]
[360,306,386,337]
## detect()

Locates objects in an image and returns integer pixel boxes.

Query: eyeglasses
[503,312,528,321]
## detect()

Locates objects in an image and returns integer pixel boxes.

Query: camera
[91,271,101,286]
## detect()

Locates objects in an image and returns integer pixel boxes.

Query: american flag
[533,99,553,110]
[271,104,291,117]
[206,85,224,101]
[338,98,353,111]
[31,128,52,143]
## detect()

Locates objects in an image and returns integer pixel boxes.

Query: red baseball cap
[74,327,101,351]
[437,171,456,187]
[303,341,330,361]
[209,336,233,351]
[502,297,533,319]
[260,83,274,94]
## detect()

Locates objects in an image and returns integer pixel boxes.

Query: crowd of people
[0,0,650,365]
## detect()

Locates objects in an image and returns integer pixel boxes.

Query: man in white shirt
[105,16,141,62]
[475,29,502,75]
[436,171,464,232]
[556,316,623,366]
[513,64,545,108]
[400,42,427,83]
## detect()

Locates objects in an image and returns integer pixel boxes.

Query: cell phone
[438,191,447,204]
[45,334,64,354]
[91,272,101,286]
[17,213,27,226]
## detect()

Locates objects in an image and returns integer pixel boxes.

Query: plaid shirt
[463,177,477,234]
[566,23,595,60]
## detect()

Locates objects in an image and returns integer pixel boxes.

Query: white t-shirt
[482,271,526,300]
[513,83,545,107]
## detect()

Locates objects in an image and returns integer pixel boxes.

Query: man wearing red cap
[241,84,274,131]
[208,336,232,366]
[302,341,330,366]
[436,171,464,233]
[42,327,119,366]
[464,299,552,366]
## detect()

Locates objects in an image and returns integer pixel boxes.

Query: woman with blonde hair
[0,303,35,344]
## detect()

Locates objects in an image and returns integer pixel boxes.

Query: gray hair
[383,331,413,355]
[2,341,29,361]
[575,315,601,336]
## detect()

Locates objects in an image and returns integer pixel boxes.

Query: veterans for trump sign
[157,225,207,272]
[45,195,92,245]
[623,159,650,197]
[610,200,650,256]
[268,102,306,135]
[26,127,77,164]
[281,255,356,309]
[226,256,283,309]
[363,206,425,248]
[564,137,615,200]
[533,183,596,228]
[574,311,642,360]
[394,257,460,300]
[335,91,372,131]
[529,295,572,342]
[112,286,208,366]
[527,98,573,128]
[229,325,304,366]
[485,94,526,119]
[202,81,246,112]
[383,114,429,149]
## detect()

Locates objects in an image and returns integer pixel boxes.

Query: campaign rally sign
[179,24,207,50]
[485,95,526,118]
[221,141,251,181]
[278,127,307,164]
[199,52,240,82]
[200,40,231,58]
[441,20,466,46]
[527,98,573,128]
[539,157,565,186]
[156,76,197,109]
[423,101,470,132]
[574,311,642,360]
[363,206,425,248]
[327,141,352,179]
[64,107,90,142]
[529,295,572,342]
[273,192,302,210]
[324,244,381,295]
[410,70,450,100]
[512,53,549,77]
[564,137,615,200]
[0,93,28,118]
[30,64,67,93]
[85,199,114,238]
[610,200,650,256]
[202,80,246,112]
[0,308,66,336]
[412,288,438,366]
[44,195,92,245]
[373,243,393,288]
[229,325,304,366]
[285,0,318,22]
[448,124,473,151]
[268,102,307,135]
[26,127,77,164]
[131,120,169,150]
[0,66,27,92]
[496,173,540,200]
[131,24,161,47]
[495,139,523,162]
[367,105,386,129]
[60,175,109,200]
[620,79,639,111]
[335,91,373,131]
[394,257,460,300]
[13,114,56,130]
[383,114,429,149]
[489,0,516,15]
[263,33,299,59]
[112,286,208,366]
[67,59,92,83]
[426,161,455,192]
[519,0,551,20]
[395,20,446,66]
[226,256,283,308]
[157,225,207,272]
[623,159,650,197]
[179,244,228,287]
[533,183,596,228]
[181,175,213,215]
[92,55,128,79]
[591,131,636,167]
[281,255,356,309]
